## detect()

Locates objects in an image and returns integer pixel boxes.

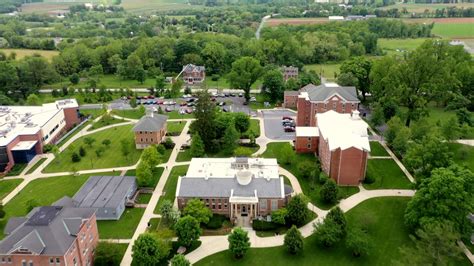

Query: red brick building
[0,99,80,175]
[0,206,98,266]
[176,158,293,224]
[181,64,205,85]
[133,113,168,149]
[282,66,298,81]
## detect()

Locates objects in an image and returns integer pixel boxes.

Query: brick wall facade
[283,95,298,108]
[296,95,359,127]
[295,136,318,153]
[134,126,167,149]
[63,107,81,130]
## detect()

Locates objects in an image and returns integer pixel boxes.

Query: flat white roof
[186,157,279,180]
[0,99,78,146]
[317,110,370,152]
[11,141,38,151]
[296,127,319,137]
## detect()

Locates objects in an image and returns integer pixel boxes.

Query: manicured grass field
[378,38,432,55]
[43,125,142,173]
[432,23,474,38]
[364,159,413,190]
[245,119,261,138]
[48,74,158,89]
[447,143,474,172]
[136,193,152,204]
[56,121,91,148]
[176,145,259,162]
[154,165,189,214]
[0,179,22,200]
[261,143,359,209]
[204,78,262,90]
[25,158,47,174]
[88,115,126,131]
[121,0,193,13]
[249,94,276,110]
[5,163,27,176]
[0,172,117,239]
[167,121,186,135]
[380,3,474,12]
[80,108,107,119]
[97,208,145,239]
[304,64,340,80]
[0,49,59,62]
[111,109,145,120]
[369,141,389,157]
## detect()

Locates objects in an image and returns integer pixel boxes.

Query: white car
[249,97,257,102]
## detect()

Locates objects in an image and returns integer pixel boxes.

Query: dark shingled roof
[284,91,299,96]
[0,206,95,256]
[178,177,283,198]
[301,83,359,102]
[133,114,168,132]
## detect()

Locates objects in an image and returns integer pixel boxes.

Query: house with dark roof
[281,66,298,81]
[181,64,205,84]
[176,158,293,225]
[54,175,137,220]
[133,113,168,149]
[0,206,98,266]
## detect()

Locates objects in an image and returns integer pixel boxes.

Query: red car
[180,101,187,106]
[284,126,295,132]
[185,108,193,114]
[282,116,293,121]
[165,107,172,112]
[156,100,164,105]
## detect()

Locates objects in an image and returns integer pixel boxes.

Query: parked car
[185,108,193,114]
[187,102,194,107]
[238,93,243,97]
[284,126,295,132]
[165,107,172,112]
[156,100,164,105]
[218,102,226,106]
[243,102,248,105]
[282,119,293,125]
[230,93,236,97]
[249,97,257,102]
[180,101,187,106]
[187,98,195,103]
[222,107,229,112]
[282,116,293,121]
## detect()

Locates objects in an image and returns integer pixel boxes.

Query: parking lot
[262,110,296,140]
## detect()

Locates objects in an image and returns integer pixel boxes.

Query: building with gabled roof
[0,206,98,266]
[176,158,293,223]
[54,175,137,220]
[133,113,168,149]
[181,64,206,84]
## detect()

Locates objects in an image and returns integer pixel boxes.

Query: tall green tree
[320,179,339,204]
[262,69,285,103]
[136,160,153,187]
[222,123,239,155]
[233,113,250,134]
[190,133,206,157]
[228,227,250,259]
[182,199,212,224]
[286,194,310,226]
[191,90,216,151]
[313,219,343,248]
[141,145,161,167]
[346,227,371,257]
[132,233,170,265]
[170,254,191,266]
[339,57,372,101]
[175,216,201,247]
[226,57,263,101]
[284,225,304,254]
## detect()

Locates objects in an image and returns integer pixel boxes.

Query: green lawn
[56,121,92,148]
[364,159,413,190]
[167,121,186,135]
[244,119,261,138]
[25,158,48,174]
[432,23,474,38]
[88,115,126,131]
[378,38,432,55]
[176,145,259,162]
[136,193,152,204]
[261,143,359,209]
[111,109,145,120]
[0,48,59,62]
[447,143,474,172]
[304,64,341,80]
[195,197,471,266]
[154,165,189,214]
[167,110,194,119]
[205,78,262,90]
[48,74,158,89]
[80,108,106,119]
[0,179,22,200]
[97,207,145,239]
[43,125,142,173]
[5,163,27,176]
[0,172,118,239]
[249,94,276,110]
[369,141,389,157]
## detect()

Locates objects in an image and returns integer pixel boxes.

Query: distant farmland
[121,0,194,13]
[265,18,330,27]
[0,49,59,61]
[380,2,474,12]
[20,0,110,14]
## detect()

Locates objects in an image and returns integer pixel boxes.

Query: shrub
[252,220,279,231]
[320,179,338,204]
[364,173,375,184]
[297,161,317,178]
[284,225,304,254]
[163,138,175,149]
[71,152,81,162]
[205,214,226,229]
[43,144,54,153]
[0,204,5,219]
[319,172,329,184]
[79,146,86,157]
[228,227,250,259]
[156,144,166,155]
[271,208,288,225]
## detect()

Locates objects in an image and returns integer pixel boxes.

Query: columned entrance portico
[229,190,258,221]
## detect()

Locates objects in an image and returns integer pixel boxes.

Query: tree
[182,199,212,224]
[403,134,452,178]
[26,94,40,105]
[141,145,161,167]
[384,116,404,145]
[262,69,285,103]
[279,144,295,165]
[69,73,80,85]
[191,90,216,151]
[297,161,317,178]
[136,161,153,187]
[155,75,166,96]
[271,208,288,225]
[228,227,250,259]
[326,207,347,237]
[175,215,201,247]
[397,223,463,265]
[169,79,183,99]
[227,57,263,101]
[320,179,338,204]
[284,225,304,254]
[94,242,124,266]
[346,227,371,257]
[233,113,250,134]
[313,219,343,247]
[120,139,132,162]
[79,146,86,157]
[391,126,411,156]
[102,139,111,147]
[132,233,170,265]
[84,137,95,147]
[170,254,190,266]
[26,199,39,213]
[339,57,372,101]
[71,152,81,162]
[190,133,205,157]
[160,200,173,221]
[222,123,239,155]
[130,97,137,108]
[286,194,310,226]
[440,117,460,141]
[285,78,299,91]
[0,204,5,219]
[404,165,473,237]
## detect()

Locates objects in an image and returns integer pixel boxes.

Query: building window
[271,200,278,211]
[224,202,228,208]
[21,260,26,266]
[7,258,11,264]
[56,258,60,264]
[259,199,267,210]
[307,137,311,141]
[73,257,77,266]
[29,261,33,266]
[307,144,311,149]
[218,203,222,210]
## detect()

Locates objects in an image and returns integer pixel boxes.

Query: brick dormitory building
[285,83,371,186]
[0,99,80,175]
[176,158,293,223]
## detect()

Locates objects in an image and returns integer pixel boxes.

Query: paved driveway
[262,110,296,140]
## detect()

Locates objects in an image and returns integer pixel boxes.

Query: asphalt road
[262,110,296,140]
